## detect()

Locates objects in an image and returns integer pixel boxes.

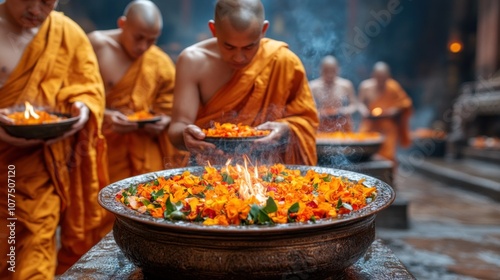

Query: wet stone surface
[377,169,500,280]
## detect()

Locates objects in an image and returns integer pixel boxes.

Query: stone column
[476,0,500,78]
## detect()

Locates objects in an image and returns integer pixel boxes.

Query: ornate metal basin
[98,165,395,280]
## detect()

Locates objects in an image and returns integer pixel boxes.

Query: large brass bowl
[98,166,395,280]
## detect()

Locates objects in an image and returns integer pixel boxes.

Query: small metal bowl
[0,113,79,140]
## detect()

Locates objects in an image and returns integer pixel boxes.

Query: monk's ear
[208,20,216,37]
[118,16,127,29]
[261,20,270,36]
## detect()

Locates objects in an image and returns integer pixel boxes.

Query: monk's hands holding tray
[183,124,221,155]
[0,108,44,147]
[143,115,170,136]
[252,121,290,151]
[46,102,89,145]
[104,109,139,134]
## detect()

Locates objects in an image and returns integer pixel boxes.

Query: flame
[24,101,40,120]
[371,107,383,117]
[229,156,267,205]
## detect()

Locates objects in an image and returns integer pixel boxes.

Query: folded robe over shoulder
[105,45,188,183]
[196,38,319,165]
[0,11,109,275]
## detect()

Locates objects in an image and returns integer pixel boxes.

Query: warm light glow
[371,107,383,117]
[449,42,462,53]
[24,101,40,120]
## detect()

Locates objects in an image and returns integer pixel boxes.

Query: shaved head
[373,61,391,76]
[124,0,162,29]
[214,0,265,31]
[321,55,338,68]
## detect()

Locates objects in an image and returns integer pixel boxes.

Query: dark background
[55,0,478,129]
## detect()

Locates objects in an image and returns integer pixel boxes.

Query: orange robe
[0,11,108,279]
[104,46,188,184]
[359,79,412,161]
[196,38,318,165]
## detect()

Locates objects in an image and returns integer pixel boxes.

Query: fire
[24,101,40,120]
[371,107,383,117]
[7,102,63,125]
[226,157,267,205]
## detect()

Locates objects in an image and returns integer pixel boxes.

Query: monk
[358,62,413,162]
[309,55,360,132]
[88,0,187,184]
[0,0,109,278]
[168,0,319,165]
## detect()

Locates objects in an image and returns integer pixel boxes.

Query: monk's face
[5,0,57,28]
[373,71,389,89]
[321,64,338,85]
[211,18,267,69]
[119,16,161,59]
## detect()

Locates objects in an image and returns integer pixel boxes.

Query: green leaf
[322,175,332,182]
[127,185,138,195]
[336,198,343,209]
[263,197,278,214]
[288,202,300,214]
[310,216,316,223]
[248,204,261,222]
[313,183,319,191]
[151,189,164,201]
[153,179,159,186]
[222,172,234,184]
[165,196,176,215]
[140,198,150,206]
[257,209,273,224]
[262,172,273,182]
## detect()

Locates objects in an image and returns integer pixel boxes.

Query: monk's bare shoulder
[177,38,220,78]
[87,29,120,52]
[359,78,375,91]
[336,77,355,91]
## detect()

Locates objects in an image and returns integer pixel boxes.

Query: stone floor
[376,166,500,280]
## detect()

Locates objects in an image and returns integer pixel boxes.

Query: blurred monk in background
[168,0,318,165]
[88,0,188,184]
[358,61,413,162]
[0,0,108,278]
[309,55,360,132]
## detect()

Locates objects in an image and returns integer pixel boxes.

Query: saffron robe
[359,78,412,161]
[0,11,108,278]
[195,38,318,165]
[104,46,188,184]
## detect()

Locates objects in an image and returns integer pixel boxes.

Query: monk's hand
[253,121,290,149]
[183,124,220,154]
[0,112,44,147]
[46,101,90,145]
[143,115,170,136]
[384,107,401,117]
[105,109,138,133]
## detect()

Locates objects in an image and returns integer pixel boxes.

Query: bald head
[124,0,163,29]
[320,55,339,84]
[373,61,391,86]
[373,61,391,76]
[214,0,265,31]
[321,55,338,68]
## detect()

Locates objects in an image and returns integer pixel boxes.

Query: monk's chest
[0,31,34,87]
[97,48,133,91]
[199,66,235,105]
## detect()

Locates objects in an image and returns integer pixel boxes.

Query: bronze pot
[98,166,395,280]
[316,136,385,165]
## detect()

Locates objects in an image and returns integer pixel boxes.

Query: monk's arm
[168,51,210,151]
